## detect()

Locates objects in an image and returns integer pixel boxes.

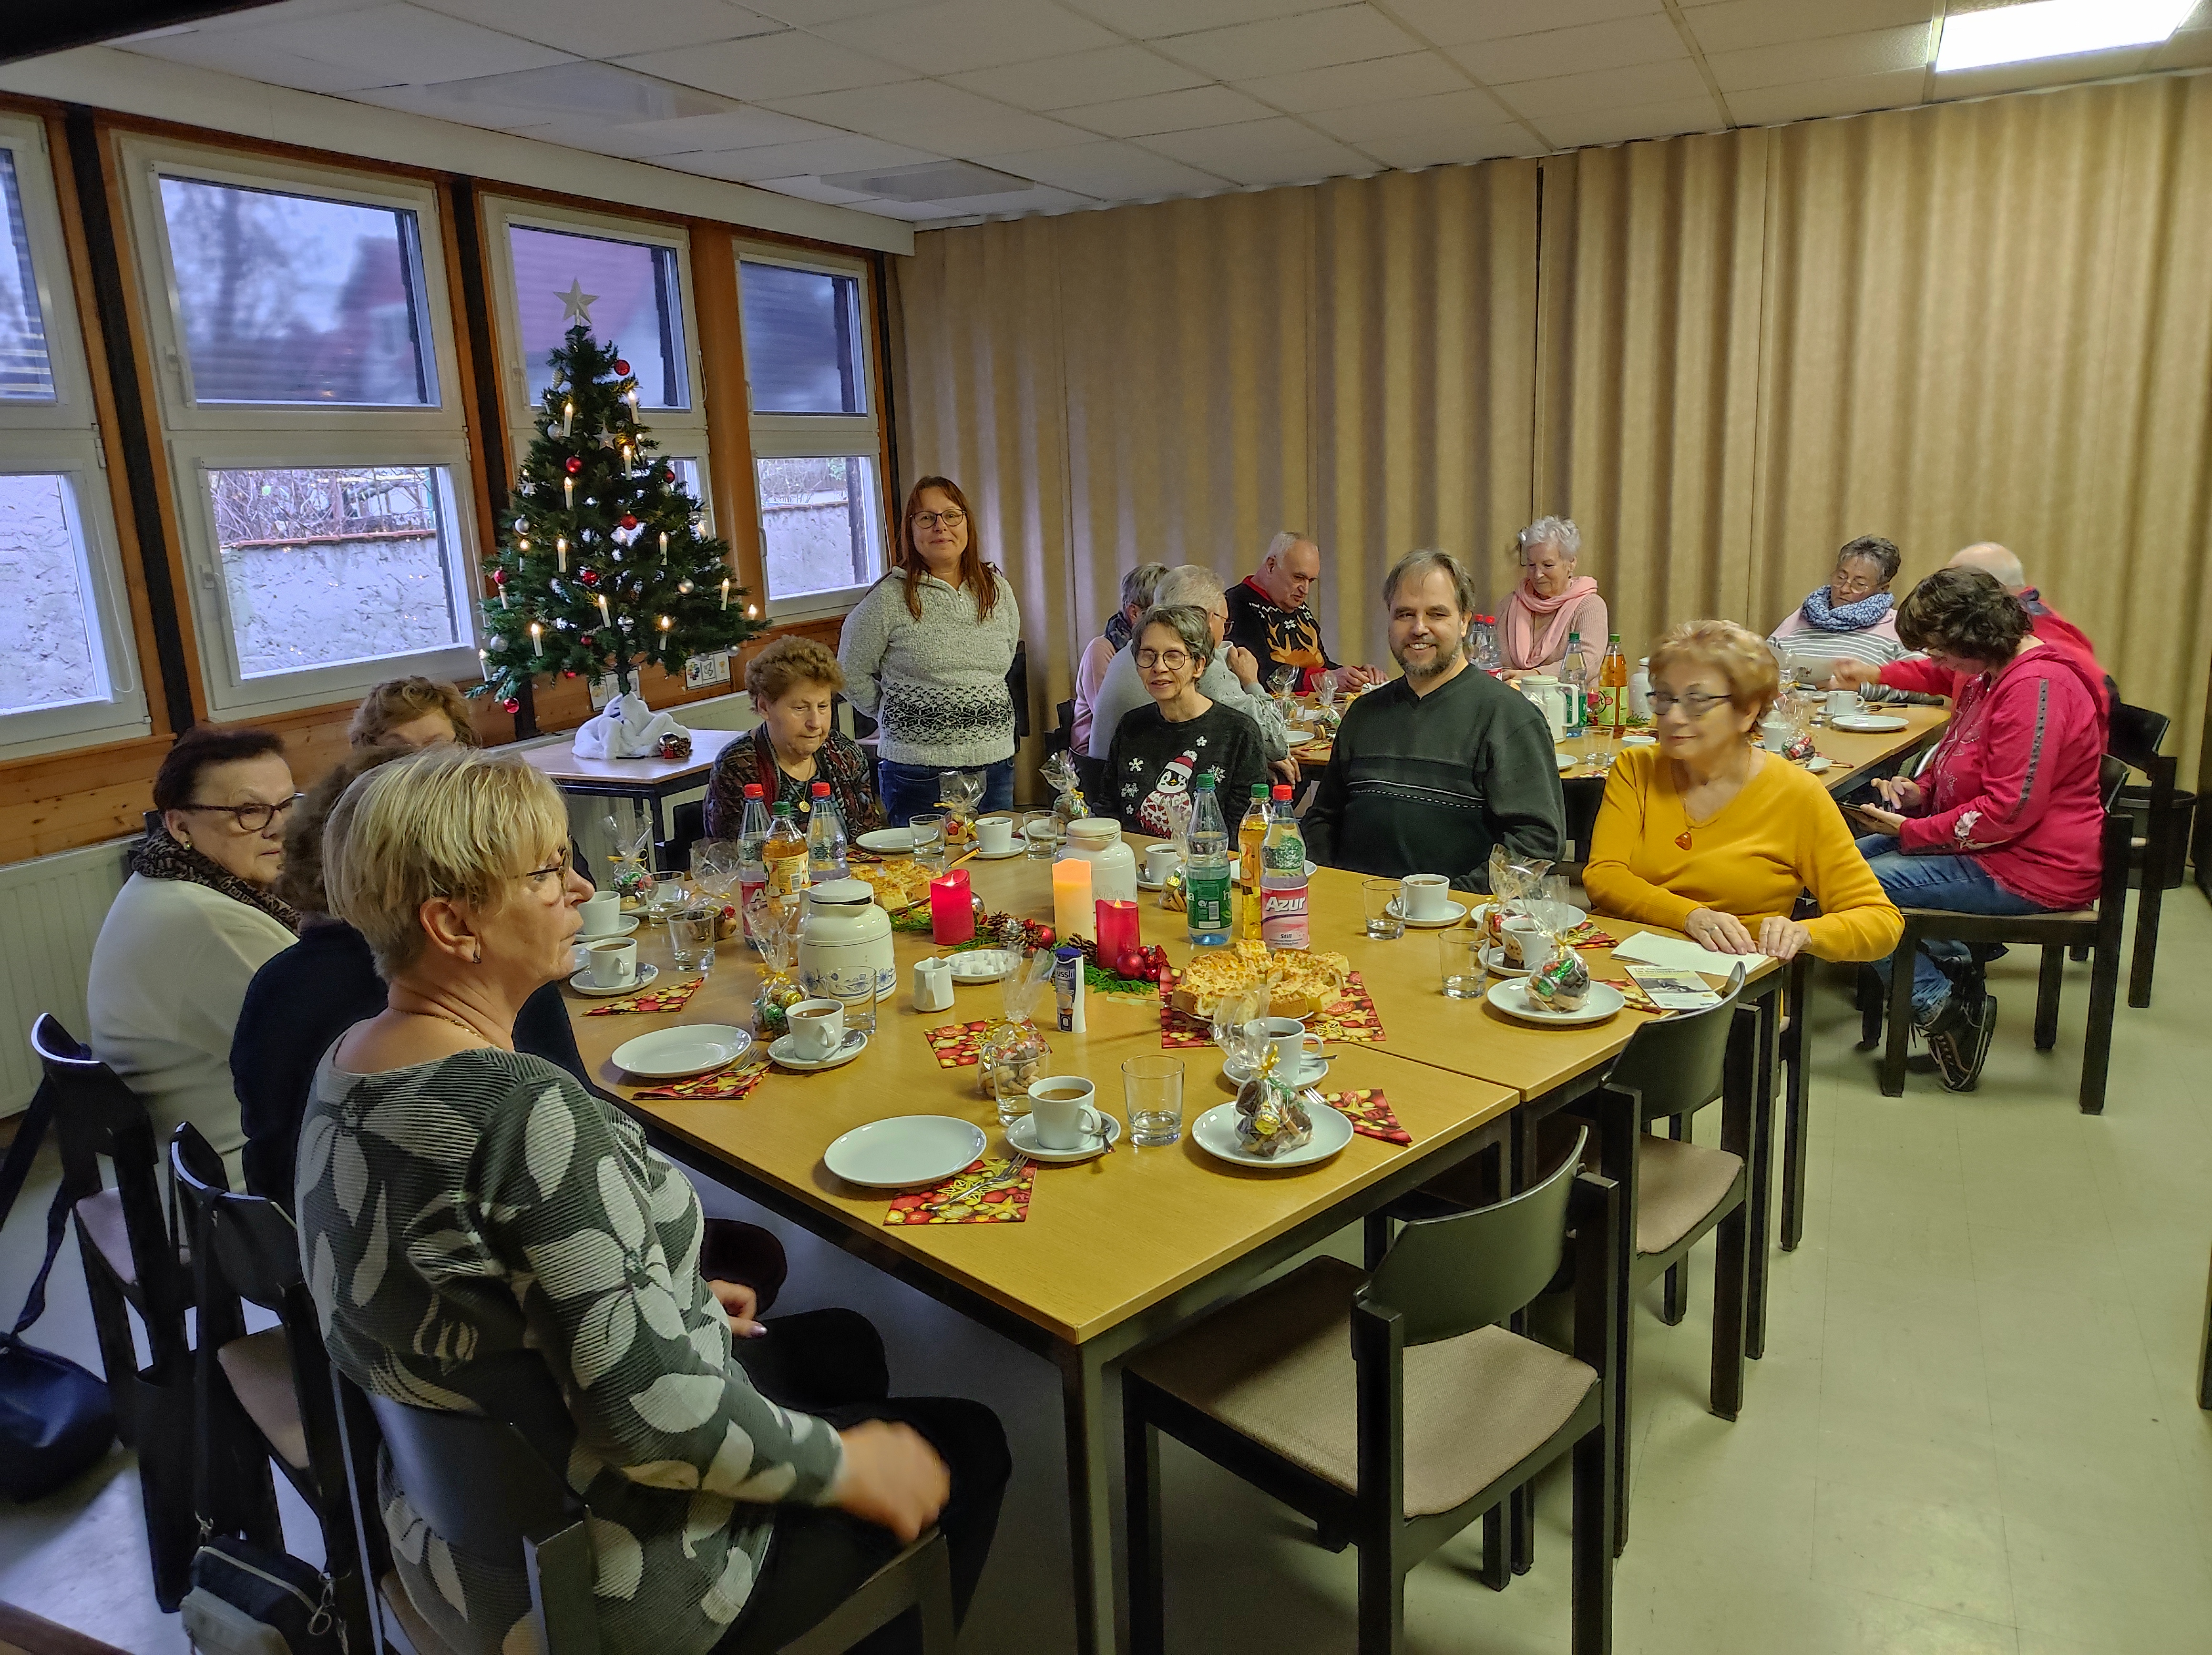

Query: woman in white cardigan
[86,726,300,1176]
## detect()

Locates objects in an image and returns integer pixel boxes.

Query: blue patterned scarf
[1105,612,1134,651]
[1799,584,1893,633]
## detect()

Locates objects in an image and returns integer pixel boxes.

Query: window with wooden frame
[0,112,151,760]
[736,245,884,620]
[115,137,481,720]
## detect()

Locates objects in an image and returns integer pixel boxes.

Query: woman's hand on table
[833,1420,951,1542]
[1757,917,1813,960]
[1684,908,1760,954]
[707,1278,766,1340]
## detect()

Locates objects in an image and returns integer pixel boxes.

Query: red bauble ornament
[663,468,676,482]
[491,567,507,585]
[579,569,599,587]
[564,457,583,475]
[613,359,631,376]
[580,633,595,647]
[1115,950,1145,980]
[563,670,577,679]
[501,697,520,713]
[1035,926,1055,949]
[619,514,638,530]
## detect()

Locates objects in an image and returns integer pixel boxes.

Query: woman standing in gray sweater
[838,476,1023,824]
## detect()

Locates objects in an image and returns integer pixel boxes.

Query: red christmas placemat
[883,1157,1035,1226]
[633,1062,769,1102]
[1157,987,1213,1050]
[1310,973,1385,1044]
[1326,1088,1408,1145]
[924,1019,994,1068]
[1560,919,1619,950]
[583,976,705,1015]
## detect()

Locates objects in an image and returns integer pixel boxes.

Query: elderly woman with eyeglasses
[1583,620,1900,963]
[1104,604,1270,837]
[1501,515,1608,677]
[86,725,302,1178]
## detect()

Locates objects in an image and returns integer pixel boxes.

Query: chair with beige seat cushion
[1123,1130,1620,1655]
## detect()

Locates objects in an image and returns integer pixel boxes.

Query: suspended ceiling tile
[1232,50,1471,113]
[116,30,402,95]
[1059,0,1345,40]
[1055,83,1278,137]
[1138,115,1372,186]
[1681,0,1939,56]
[1531,91,1727,149]
[1385,0,1666,51]
[763,78,1097,153]
[746,0,947,22]
[1448,15,1692,85]
[747,172,882,203]
[157,0,379,31]
[348,81,575,126]
[812,0,1120,76]
[249,2,576,83]
[1308,87,1522,145]
[968,138,1232,196]
[942,45,1207,112]
[1926,46,2161,100]
[1705,24,1934,92]
[1159,5,1426,80]
[663,134,940,180]
[414,0,784,58]
[617,32,914,100]
[1491,57,1711,119]
[597,105,842,155]
[1725,67,1928,126]
[897,183,1100,218]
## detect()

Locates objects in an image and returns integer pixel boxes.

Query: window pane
[739,262,865,415]
[0,473,104,713]
[0,152,54,401]
[159,176,434,406]
[509,225,688,410]
[756,455,881,600]
[207,465,462,677]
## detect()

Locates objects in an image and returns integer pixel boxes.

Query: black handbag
[180,1534,346,1655]
[0,1078,118,1502]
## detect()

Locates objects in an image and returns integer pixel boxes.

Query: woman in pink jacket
[1851,567,2107,1091]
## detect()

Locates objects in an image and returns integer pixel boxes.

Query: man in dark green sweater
[1303,550,1566,891]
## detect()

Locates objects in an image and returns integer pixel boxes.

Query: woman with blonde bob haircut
[1583,620,1900,962]
[303,747,1006,1655]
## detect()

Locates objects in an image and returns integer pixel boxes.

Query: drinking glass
[1363,878,1405,940]
[691,839,742,902]
[1441,926,1487,1000]
[668,905,717,975]
[1123,1055,1185,1147]
[910,814,948,875]
[1023,810,1060,859]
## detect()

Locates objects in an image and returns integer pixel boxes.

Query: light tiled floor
[4,891,2209,1653]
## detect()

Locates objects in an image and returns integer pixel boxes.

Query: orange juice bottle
[1597,633,1629,737]
[1237,784,1270,938]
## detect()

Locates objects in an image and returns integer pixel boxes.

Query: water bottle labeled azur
[1259,784,1309,951]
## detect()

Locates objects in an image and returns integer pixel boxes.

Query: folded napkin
[883,1157,1035,1226]
[924,1019,995,1068]
[583,976,705,1015]
[633,1062,769,1102]
[1558,919,1619,949]
[1610,931,1772,972]
[1326,1088,1408,1145]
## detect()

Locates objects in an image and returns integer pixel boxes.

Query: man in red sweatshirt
[1850,568,2108,1091]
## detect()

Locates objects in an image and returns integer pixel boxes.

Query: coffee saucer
[768,1030,868,1071]
[968,846,1025,860]
[577,915,640,940]
[568,962,659,997]
[1479,945,1535,977]
[1005,1111,1122,1162]
[1222,1054,1330,1089]
[1386,898,1469,929]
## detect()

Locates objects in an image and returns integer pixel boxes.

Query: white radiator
[0,837,134,1115]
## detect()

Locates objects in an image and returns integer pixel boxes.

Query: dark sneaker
[1923,992,1998,1092]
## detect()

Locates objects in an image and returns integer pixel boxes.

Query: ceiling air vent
[821,161,1034,202]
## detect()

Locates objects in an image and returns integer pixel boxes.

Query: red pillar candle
[930,869,974,945]
[1095,898,1139,968]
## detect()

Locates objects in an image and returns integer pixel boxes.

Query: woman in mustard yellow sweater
[1584,621,1901,962]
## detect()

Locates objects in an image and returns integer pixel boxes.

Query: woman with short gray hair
[1502,514,1607,676]
[1104,604,1269,837]
[1071,561,1167,751]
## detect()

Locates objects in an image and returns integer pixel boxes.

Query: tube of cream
[1053,944,1086,1033]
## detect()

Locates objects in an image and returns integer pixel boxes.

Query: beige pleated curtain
[893,71,2212,785]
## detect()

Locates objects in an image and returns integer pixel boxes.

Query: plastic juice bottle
[1596,633,1629,737]
[1560,632,1588,736]
[1237,783,1270,938]
[1184,777,1233,948]
[1259,784,1309,951]
[763,802,809,899]
[807,781,848,882]
[737,783,770,946]
[1472,615,1503,674]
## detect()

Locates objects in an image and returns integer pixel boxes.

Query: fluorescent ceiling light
[1934,0,2195,72]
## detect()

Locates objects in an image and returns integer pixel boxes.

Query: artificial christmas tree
[474,320,763,746]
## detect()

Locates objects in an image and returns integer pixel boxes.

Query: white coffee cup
[1262,1016,1325,1082]
[1143,843,1182,884]
[1827,688,1860,718]
[976,815,1016,856]
[1401,873,1452,921]
[1760,716,1793,752]
[1500,916,1551,969]
[579,891,621,937]
[586,938,636,988]
[1027,1076,1101,1151]
[788,998,845,1059]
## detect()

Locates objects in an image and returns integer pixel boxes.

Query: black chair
[29,1012,198,1609]
[1567,964,1751,1553]
[1046,697,1075,760]
[1123,1131,1619,1655]
[170,1125,376,1655]
[2106,700,2175,1007]
[330,1366,956,1655]
[1777,903,1815,1254]
[1006,638,1031,745]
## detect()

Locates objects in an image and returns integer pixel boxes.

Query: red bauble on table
[1114,950,1146,980]
[564,457,583,474]
[1034,926,1055,949]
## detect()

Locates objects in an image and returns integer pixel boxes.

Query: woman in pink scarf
[1502,516,1607,676]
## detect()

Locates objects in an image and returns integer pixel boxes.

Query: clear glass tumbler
[910,814,948,875]
[1123,1055,1186,1147]
[668,905,717,975]
[1363,878,1405,940]
[1440,925,1486,1000]
[1023,810,1060,859]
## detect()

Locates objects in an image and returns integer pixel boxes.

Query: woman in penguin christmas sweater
[1104,604,1270,838]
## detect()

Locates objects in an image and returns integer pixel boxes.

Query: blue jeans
[1855,834,2047,1015]
[878,758,1016,828]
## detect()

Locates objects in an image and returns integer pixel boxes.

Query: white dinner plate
[612,1024,751,1079]
[1556,752,1580,772]
[857,828,914,854]
[576,914,640,940]
[1005,1111,1122,1162]
[1485,977,1626,1027]
[1190,1099,1355,1170]
[768,1030,868,1071]
[1386,898,1468,929]
[949,949,1020,983]
[568,962,659,997]
[1830,714,1909,733]
[824,1115,989,1188]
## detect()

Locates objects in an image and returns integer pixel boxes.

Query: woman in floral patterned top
[703,637,883,841]
[304,747,1005,1655]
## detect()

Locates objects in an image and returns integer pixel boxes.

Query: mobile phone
[1839,802,1890,832]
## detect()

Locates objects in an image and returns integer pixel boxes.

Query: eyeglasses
[1135,649,1192,670]
[178,794,302,833]
[521,850,572,885]
[1649,691,1732,718]
[912,510,966,530]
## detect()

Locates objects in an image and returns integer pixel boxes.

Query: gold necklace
[414,1004,487,1041]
